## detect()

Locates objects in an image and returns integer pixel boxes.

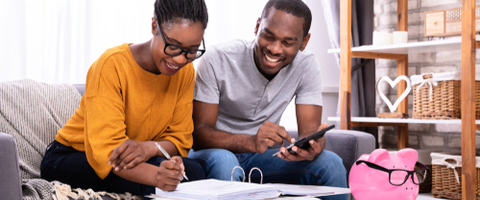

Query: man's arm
[192,101,256,153]
[296,104,323,139]
[192,101,293,153]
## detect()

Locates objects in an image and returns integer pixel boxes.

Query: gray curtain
[321,0,378,147]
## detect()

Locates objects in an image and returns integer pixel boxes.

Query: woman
[41,0,208,197]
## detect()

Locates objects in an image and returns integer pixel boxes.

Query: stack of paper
[148,179,351,200]
[268,183,351,197]
[152,179,280,200]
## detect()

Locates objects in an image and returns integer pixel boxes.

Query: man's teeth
[166,62,179,70]
[265,55,280,63]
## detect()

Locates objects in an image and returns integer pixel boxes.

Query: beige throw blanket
[0,79,140,200]
[0,79,81,180]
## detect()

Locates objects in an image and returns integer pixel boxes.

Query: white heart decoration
[376,75,412,113]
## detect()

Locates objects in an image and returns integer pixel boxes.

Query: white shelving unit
[328,117,480,124]
[328,36,478,54]
[337,0,477,198]
[328,37,480,128]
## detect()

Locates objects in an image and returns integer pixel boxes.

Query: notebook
[267,183,351,196]
[147,166,350,199]
[149,179,351,200]
[152,179,280,200]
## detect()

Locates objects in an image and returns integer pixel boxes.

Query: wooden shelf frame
[460,0,476,199]
[337,0,477,198]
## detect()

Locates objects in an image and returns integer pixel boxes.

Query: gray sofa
[0,82,375,199]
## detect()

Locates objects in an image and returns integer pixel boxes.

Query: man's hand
[252,121,293,153]
[277,123,327,161]
[156,156,184,192]
[109,139,154,171]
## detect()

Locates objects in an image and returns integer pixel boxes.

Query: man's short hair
[261,0,312,38]
[154,0,208,30]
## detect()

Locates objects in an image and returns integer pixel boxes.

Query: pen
[155,142,189,180]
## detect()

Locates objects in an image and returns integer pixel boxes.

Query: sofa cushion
[324,130,376,176]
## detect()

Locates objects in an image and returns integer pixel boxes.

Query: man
[189,0,347,199]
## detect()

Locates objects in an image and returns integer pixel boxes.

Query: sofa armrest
[324,130,376,176]
[0,133,22,200]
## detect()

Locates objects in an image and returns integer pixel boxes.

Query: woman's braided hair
[154,0,208,31]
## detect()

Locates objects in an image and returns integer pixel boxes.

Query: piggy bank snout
[400,183,420,199]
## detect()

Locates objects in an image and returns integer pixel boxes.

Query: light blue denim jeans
[188,148,348,200]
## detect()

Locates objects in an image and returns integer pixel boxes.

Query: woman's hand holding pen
[109,140,186,191]
[156,156,185,191]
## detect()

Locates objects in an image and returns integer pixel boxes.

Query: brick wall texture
[373,0,480,150]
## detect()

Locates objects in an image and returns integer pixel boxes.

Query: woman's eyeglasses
[155,19,206,60]
[355,160,429,186]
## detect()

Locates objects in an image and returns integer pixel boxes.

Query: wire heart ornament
[376,75,412,113]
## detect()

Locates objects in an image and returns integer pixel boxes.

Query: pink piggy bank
[349,148,419,200]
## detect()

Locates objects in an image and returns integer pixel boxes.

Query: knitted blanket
[0,79,81,179]
[0,79,140,200]
[0,79,80,199]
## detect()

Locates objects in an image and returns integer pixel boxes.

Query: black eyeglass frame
[155,19,206,60]
[355,160,429,186]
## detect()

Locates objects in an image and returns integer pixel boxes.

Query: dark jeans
[41,140,206,198]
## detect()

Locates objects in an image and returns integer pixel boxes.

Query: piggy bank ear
[395,148,418,167]
[367,148,390,163]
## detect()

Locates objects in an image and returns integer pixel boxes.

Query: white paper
[151,179,280,200]
[268,183,351,197]
[148,179,351,199]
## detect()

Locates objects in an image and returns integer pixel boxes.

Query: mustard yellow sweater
[55,43,195,179]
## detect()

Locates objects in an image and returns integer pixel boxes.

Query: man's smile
[265,54,281,63]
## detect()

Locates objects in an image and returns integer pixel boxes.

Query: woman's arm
[112,156,185,192]
[109,140,178,171]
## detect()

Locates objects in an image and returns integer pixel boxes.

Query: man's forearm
[192,126,256,153]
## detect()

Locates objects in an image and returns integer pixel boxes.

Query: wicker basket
[411,71,480,119]
[431,152,480,199]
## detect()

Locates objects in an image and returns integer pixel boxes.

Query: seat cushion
[324,130,376,176]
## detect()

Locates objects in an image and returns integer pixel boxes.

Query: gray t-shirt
[194,39,323,135]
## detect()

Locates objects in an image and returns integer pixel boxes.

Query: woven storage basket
[411,71,480,119]
[431,152,480,199]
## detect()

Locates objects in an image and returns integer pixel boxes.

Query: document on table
[150,179,280,200]
[146,179,351,200]
[267,183,351,196]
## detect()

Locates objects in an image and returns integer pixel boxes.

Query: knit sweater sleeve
[83,56,128,179]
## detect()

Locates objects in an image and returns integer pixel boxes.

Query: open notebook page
[152,179,280,200]
[267,183,351,196]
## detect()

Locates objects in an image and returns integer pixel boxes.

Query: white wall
[0,0,339,133]
[278,0,339,132]
[198,1,341,132]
